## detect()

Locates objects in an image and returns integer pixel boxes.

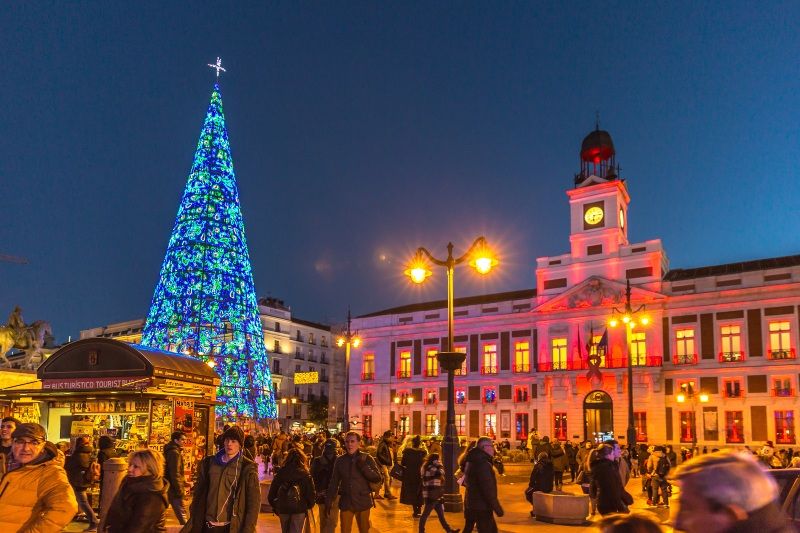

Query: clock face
[619,208,625,229]
[584,206,604,225]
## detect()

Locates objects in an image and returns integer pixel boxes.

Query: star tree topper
[208,57,226,78]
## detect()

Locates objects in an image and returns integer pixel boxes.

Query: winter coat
[311,452,337,501]
[590,458,629,515]
[163,441,185,500]
[534,438,552,459]
[181,452,260,533]
[65,443,95,491]
[576,446,591,471]
[376,439,394,466]
[724,501,795,533]
[101,475,169,532]
[550,444,569,472]
[0,443,78,532]
[463,446,503,516]
[267,461,316,514]
[565,443,578,466]
[325,450,383,513]
[421,460,445,503]
[400,446,426,506]
[528,459,554,493]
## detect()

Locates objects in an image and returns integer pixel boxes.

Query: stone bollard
[100,458,128,516]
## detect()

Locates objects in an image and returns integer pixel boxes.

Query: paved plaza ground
[65,468,673,532]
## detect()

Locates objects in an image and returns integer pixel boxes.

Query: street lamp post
[676,388,709,452]
[336,309,361,434]
[405,236,497,513]
[393,395,415,435]
[280,397,298,433]
[608,280,650,449]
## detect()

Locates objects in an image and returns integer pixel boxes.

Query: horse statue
[0,306,53,369]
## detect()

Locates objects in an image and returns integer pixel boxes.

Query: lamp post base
[442,492,463,513]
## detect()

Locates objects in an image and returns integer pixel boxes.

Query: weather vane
[208,57,226,78]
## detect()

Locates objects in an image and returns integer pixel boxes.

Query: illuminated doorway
[584,390,614,443]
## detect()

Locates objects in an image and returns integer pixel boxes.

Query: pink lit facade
[349,129,800,447]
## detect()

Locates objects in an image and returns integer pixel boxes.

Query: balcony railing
[360,399,373,406]
[719,351,745,363]
[513,363,530,373]
[294,352,305,360]
[423,368,440,377]
[773,388,795,397]
[361,371,374,381]
[538,356,663,372]
[673,353,698,365]
[397,370,412,379]
[480,366,498,375]
[723,389,744,399]
[768,348,796,360]
[425,397,438,405]
[514,395,529,403]
[307,355,318,362]
[320,375,329,382]
[320,357,329,364]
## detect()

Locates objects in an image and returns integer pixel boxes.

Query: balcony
[397,369,412,379]
[773,388,795,397]
[719,351,745,363]
[307,355,318,362]
[320,357,329,364]
[294,351,305,360]
[320,375,329,382]
[272,367,283,376]
[423,368,440,377]
[360,399,373,406]
[512,363,530,373]
[768,348,796,360]
[514,394,529,403]
[723,389,744,399]
[480,366,498,375]
[673,353,698,365]
[361,371,374,381]
[425,397,438,406]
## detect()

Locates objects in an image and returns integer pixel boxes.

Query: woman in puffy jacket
[101,449,169,532]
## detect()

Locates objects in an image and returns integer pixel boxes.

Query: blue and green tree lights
[142,82,277,419]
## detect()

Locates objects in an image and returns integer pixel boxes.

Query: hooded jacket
[463,446,503,516]
[267,459,315,514]
[400,445,426,506]
[550,443,569,472]
[0,442,78,532]
[181,451,260,533]
[101,475,169,532]
[163,440,185,500]
[65,443,94,490]
[590,458,629,515]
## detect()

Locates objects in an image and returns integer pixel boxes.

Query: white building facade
[348,129,800,448]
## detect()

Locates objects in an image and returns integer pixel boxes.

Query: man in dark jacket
[674,450,794,533]
[589,444,630,516]
[464,436,504,533]
[65,436,98,530]
[181,426,260,533]
[375,430,397,499]
[164,431,187,525]
[312,439,341,533]
[325,431,383,533]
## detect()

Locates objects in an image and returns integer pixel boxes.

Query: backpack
[276,480,305,514]
[655,456,670,477]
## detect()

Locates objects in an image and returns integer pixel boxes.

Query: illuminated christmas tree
[142,77,276,419]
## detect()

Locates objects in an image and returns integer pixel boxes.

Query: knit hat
[221,426,245,447]
[11,423,46,442]
[324,438,339,450]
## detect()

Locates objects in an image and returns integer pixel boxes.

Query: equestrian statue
[0,306,53,369]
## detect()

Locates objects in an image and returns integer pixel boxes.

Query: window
[513,341,530,372]
[769,321,794,359]
[553,412,568,440]
[455,414,466,436]
[361,353,375,380]
[361,391,373,406]
[363,415,372,437]
[724,379,743,398]
[590,334,606,367]
[425,389,438,405]
[398,416,410,435]
[634,412,647,442]
[774,377,794,397]
[776,411,796,444]
[629,331,647,366]
[482,344,498,374]
[552,338,567,370]
[675,328,696,365]
[454,346,468,375]
[679,380,696,396]
[720,325,743,362]
[273,360,281,375]
[680,411,695,443]
[308,332,315,345]
[485,414,497,438]
[398,350,411,378]
[425,349,439,377]
[515,413,529,440]
[483,387,497,404]
[725,411,744,443]
[426,414,439,435]
[455,388,466,404]
[273,340,282,353]
[514,386,528,403]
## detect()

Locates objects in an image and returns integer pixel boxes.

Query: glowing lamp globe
[336,338,345,348]
[352,338,361,348]
[405,262,432,284]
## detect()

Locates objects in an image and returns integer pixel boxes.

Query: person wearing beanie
[181,425,259,533]
[0,422,78,531]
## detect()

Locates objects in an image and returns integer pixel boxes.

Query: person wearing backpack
[325,431,383,533]
[65,436,99,530]
[268,448,316,533]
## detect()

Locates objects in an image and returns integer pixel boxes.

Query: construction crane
[0,254,28,264]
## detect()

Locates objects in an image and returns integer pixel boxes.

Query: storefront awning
[37,338,220,387]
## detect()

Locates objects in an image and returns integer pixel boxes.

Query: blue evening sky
[2,2,799,340]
